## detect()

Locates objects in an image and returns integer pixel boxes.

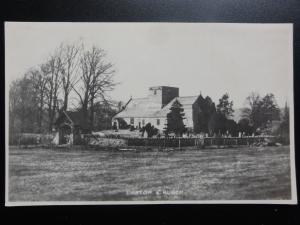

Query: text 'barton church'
[112,86,209,133]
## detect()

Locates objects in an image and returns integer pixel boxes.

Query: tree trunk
[63,91,68,111]
[48,76,54,132]
[39,90,44,133]
[20,104,26,133]
[50,72,59,131]
[90,97,94,130]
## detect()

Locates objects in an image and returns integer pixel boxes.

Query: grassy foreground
[8,146,291,201]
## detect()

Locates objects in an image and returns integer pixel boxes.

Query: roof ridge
[132,97,148,100]
[178,95,198,98]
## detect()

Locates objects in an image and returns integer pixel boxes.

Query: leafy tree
[164,100,186,136]
[9,75,39,134]
[278,102,289,140]
[29,66,48,132]
[237,118,254,135]
[217,93,234,119]
[242,92,262,129]
[93,101,117,130]
[281,102,289,130]
[224,119,238,136]
[207,112,239,136]
[242,92,280,130]
[260,93,280,122]
[208,111,224,135]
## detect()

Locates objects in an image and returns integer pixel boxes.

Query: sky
[5,22,293,109]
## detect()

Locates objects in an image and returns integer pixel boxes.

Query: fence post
[179,138,181,150]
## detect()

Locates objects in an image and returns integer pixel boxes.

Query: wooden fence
[11,133,288,148]
[126,137,198,147]
[123,136,287,148]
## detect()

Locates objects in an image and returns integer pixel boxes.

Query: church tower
[148,86,179,108]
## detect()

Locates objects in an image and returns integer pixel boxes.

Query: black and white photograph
[5,22,297,205]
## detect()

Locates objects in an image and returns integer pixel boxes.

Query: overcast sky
[5,22,293,108]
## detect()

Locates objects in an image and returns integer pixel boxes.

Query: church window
[157,119,160,125]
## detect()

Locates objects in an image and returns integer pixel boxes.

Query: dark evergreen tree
[164,100,186,136]
[194,95,216,134]
[208,111,227,136]
[217,93,234,119]
[207,93,237,136]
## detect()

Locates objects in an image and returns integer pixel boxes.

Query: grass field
[8,146,291,202]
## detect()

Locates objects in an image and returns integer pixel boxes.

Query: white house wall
[121,117,166,130]
[183,108,193,128]
[119,115,192,131]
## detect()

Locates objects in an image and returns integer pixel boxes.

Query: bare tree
[45,50,63,131]
[9,41,117,134]
[59,42,82,111]
[72,46,116,130]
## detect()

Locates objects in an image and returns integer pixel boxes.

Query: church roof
[114,98,161,118]
[114,96,199,118]
[153,96,199,117]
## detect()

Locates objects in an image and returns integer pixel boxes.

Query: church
[112,86,205,132]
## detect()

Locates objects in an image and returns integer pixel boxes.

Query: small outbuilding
[53,110,90,145]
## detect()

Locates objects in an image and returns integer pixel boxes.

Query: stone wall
[88,137,127,147]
